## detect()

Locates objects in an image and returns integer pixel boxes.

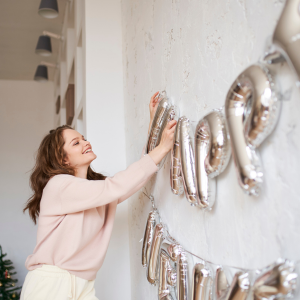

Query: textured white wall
[121,0,300,299]
[0,80,54,285]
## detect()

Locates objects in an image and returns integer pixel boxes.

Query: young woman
[21,92,176,300]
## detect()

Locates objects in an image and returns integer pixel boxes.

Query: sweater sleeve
[56,154,158,214]
[117,143,154,204]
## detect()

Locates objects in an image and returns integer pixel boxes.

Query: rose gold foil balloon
[147,223,167,285]
[225,63,280,196]
[179,117,198,205]
[252,259,297,300]
[194,109,230,209]
[224,272,250,300]
[214,267,229,300]
[177,251,191,300]
[159,250,177,300]
[142,210,160,268]
[191,263,213,300]
[170,118,184,196]
[145,93,176,170]
[158,239,181,300]
[272,0,300,84]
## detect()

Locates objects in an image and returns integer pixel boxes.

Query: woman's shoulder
[49,173,74,182]
[44,174,76,191]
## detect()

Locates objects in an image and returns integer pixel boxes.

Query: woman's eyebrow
[70,137,79,144]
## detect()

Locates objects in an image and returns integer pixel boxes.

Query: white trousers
[20,264,99,300]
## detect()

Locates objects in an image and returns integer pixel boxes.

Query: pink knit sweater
[25,150,158,280]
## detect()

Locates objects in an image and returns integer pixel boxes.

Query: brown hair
[23,125,106,224]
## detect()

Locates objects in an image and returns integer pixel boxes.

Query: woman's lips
[83,149,93,154]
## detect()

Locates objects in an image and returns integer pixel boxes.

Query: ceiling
[0,0,66,81]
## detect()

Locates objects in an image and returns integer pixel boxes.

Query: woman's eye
[74,142,79,145]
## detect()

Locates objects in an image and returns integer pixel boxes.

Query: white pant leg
[20,265,99,300]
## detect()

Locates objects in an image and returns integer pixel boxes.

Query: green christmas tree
[0,246,22,300]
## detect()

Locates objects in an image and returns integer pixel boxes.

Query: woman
[21,92,176,300]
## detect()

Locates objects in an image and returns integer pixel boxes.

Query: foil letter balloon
[170,118,184,196]
[214,267,229,300]
[158,239,181,300]
[225,63,280,195]
[145,93,176,170]
[191,263,212,300]
[224,272,250,300]
[160,239,182,263]
[159,250,177,300]
[272,0,300,83]
[252,259,297,299]
[147,223,167,285]
[142,210,159,268]
[179,117,198,205]
[177,251,190,300]
[194,109,230,209]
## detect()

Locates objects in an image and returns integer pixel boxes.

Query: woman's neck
[75,166,88,179]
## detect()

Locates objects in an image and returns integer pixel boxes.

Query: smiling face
[62,129,97,169]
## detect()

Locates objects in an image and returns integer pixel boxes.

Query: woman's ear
[63,157,70,166]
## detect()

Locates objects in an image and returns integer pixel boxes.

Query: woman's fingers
[150,91,160,105]
[158,120,177,152]
[166,120,177,130]
[149,91,162,120]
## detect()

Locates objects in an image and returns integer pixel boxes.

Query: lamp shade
[35,35,52,56]
[38,0,59,18]
[34,65,48,81]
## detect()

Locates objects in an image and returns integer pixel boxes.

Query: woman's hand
[149,91,161,121]
[158,120,177,153]
[148,92,161,134]
[148,120,177,165]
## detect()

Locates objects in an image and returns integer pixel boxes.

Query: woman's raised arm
[41,154,158,215]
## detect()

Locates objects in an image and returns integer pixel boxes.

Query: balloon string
[142,189,300,271]
[143,191,161,223]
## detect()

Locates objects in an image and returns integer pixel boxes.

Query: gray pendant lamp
[34,65,48,82]
[34,62,58,82]
[35,35,52,56]
[38,0,59,19]
[35,31,63,57]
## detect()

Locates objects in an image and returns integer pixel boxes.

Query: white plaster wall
[0,80,54,285]
[121,0,300,299]
[85,1,131,299]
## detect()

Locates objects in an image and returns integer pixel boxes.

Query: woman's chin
[89,153,97,161]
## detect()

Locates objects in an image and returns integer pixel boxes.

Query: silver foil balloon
[225,63,280,196]
[191,263,213,300]
[147,223,167,285]
[252,259,297,300]
[142,210,160,268]
[170,117,184,196]
[160,239,183,263]
[179,117,198,205]
[214,267,229,300]
[177,251,190,300]
[160,238,191,300]
[194,109,230,209]
[272,0,300,83]
[159,250,177,300]
[158,238,181,300]
[224,272,250,300]
[145,93,176,170]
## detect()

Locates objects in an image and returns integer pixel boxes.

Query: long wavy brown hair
[23,125,106,224]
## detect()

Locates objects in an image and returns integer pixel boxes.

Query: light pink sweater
[25,150,158,280]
